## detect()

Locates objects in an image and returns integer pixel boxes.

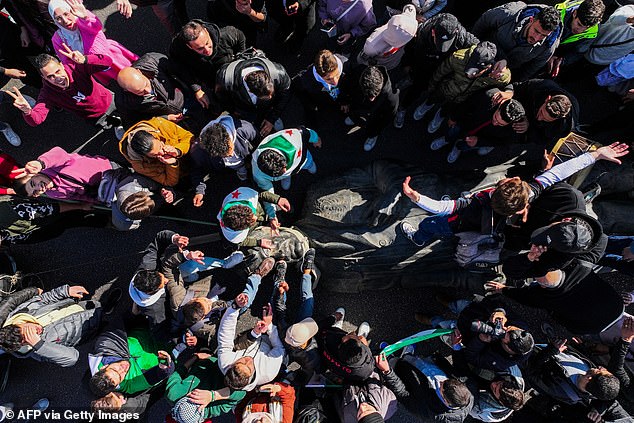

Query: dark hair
[199,123,232,157]
[499,99,525,124]
[536,6,561,32]
[90,368,118,397]
[132,269,163,294]
[224,363,252,390]
[337,338,364,364]
[223,204,255,230]
[179,20,204,42]
[491,179,530,216]
[586,372,620,401]
[442,379,472,408]
[130,131,156,156]
[576,0,605,27]
[182,300,206,324]
[314,50,338,76]
[506,329,534,355]
[120,192,155,220]
[257,149,286,177]
[0,325,24,352]
[12,175,33,197]
[245,70,274,99]
[545,95,572,119]
[496,380,525,410]
[34,53,59,70]
[359,66,384,99]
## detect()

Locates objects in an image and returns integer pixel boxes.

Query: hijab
[48,0,83,52]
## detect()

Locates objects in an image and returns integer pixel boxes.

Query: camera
[470,308,507,340]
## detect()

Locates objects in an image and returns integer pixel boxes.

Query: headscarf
[48,0,84,52]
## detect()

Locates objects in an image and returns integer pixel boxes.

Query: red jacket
[235,382,295,423]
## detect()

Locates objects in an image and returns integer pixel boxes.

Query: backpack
[223,48,277,88]
[454,232,503,272]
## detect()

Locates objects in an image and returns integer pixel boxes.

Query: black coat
[293,53,350,112]
[169,20,247,93]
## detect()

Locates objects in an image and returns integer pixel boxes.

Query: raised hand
[172,234,189,249]
[375,352,390,373]
[277,197,291,212]
[11,160,43,179]
[269,218,281,236]
[116,0,133,18]
[58,42,86,64]
[235,293,249,309]
[66,0,88,19]
[592,142,630,164]
[5,87,33,114]
[402,176,419,203]
[185,250,205,264]
[161,188,174,204]
[4,68,26,79]
[261,303,273,326]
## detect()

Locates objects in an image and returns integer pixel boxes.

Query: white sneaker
[400,221,424,246]
[477,146,495,156]
[223,251,245,269]
[357,321,371,339]
[273,118,284,131]
[0,123,21,147]
[281,177,291,190]
[114,125,125,140]
[393,110,406,129]
[447,145,461,163]
[31,398,49,411]
[344,117,355,126]
[333,307,346,329]
[364,136,378,151]
[413,101,434,121]
[427,109,444,133]
[430,136,448,151]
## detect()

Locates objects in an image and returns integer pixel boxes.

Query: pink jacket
[39,146,113,202]
[52,10,138,85]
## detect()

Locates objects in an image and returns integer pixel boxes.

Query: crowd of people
[0,0,634,421]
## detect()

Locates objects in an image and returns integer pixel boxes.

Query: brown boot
[254,257,275,278]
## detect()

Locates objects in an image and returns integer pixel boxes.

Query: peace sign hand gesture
[66,0,88,19]
[4,87,33,115]
[59,43,86,64]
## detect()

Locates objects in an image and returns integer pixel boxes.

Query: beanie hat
[499,99,525,124]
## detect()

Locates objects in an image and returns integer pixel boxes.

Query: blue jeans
[413,215,454,246]
[598,236,634,277]
[241,274,262,311]
[271,273,314,322]
[430,299,471,328]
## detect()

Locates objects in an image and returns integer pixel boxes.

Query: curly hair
[576,0,605,27]
[132,269,164,294]
[545,95,572,119]
[0,325,24,352]
[536,6,561,32]
[199,122,232,157]
[89,368,118,397]
[359,66,384,99]
[257,149,286,177]
[222,204,255,230]
[586,372,620,401]
[490,179,530,216]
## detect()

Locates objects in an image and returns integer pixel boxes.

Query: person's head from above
[13,173,54,198]
[530,218,593,253]
[430,13,459,53]
[223,204,257,230]
[338,332,371,365]
[120,191,156,220]
[492,99,526,127]
[359,66,384,102]
[245,70,274,102]
[117,67,153,96]
[182,297,213,323]
[524,7,560,45]
[171,397,206,423]
[49,0,78,31]
[90,360,132,396]
[257,148,287,177]
[357,402,385,423]
[571,0,605,34]
[35,54,69,89]
[490,379,525,410]
[577,367,620,400]
[314,49,341,86]
[199,122,233,158]
[180,20,214,56]
[465,41,497,79]
[535,269,564,289]
[490,176,531,216]
[91,392,126,412]
[501,326,534,356]
[132,269,167,295]
[225,356,255,390]
[537,94,572,122]
[129,130,171,160]
[0,323,43,351]
[285,318,319,350]
[440,378,473,408]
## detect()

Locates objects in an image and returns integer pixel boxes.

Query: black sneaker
[101,288,123,315]
[273,260,287,286]
[254,257,275,278]
[301,248,316,273]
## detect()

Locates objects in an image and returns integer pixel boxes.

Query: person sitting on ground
[376,349,474,422]
[340,65,399,152]
[48,0,137,85]
[472,2,562,82]
[0,284,120,367]
[468,370,526,422]
[415,41,512,136]
[11,146,118,203]
[547,0,605,78]
[191,115,258,206]
[214,52,292,137]
[217,186,292,248]
[119,116,194,187]
[165,351,246,422]
[399,142,629,247]
[217,299,285,392]
[88,322,175,397]
[169,19,246,110]
[428,91,525,163]
[6,51,122,136]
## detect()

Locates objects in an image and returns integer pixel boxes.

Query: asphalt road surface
[0,0,633,422]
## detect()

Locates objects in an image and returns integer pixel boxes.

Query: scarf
[48,0,84,53]
[128,278,164,307]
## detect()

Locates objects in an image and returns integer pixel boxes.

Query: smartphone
[321,21,337,38]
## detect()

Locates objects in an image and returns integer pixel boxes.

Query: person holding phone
[266,0,317,52]
[317,0,377,50]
